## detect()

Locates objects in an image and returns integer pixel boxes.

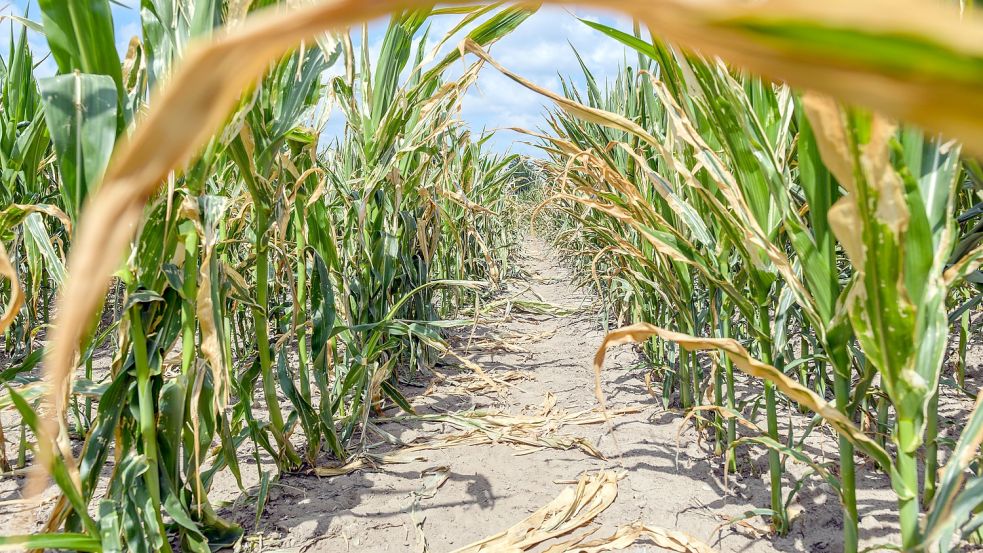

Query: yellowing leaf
[0,242,23,337]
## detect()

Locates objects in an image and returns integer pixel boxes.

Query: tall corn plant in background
[0,23,64,361]
[804,98,965,549]
[302,4,532,448]
[226,42,334,470]
[518,40,801,534]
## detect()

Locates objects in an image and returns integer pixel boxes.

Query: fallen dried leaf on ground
[449,471,619,553]
[442,370,531,395]
[390,402,640,458]
[443,349,504,395]
[543,521,716,553]
[314,452,427,477]
[410,466,452,553]
[316,401,641,476]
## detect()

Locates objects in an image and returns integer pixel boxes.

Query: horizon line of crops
[503,16,983,553]
[0,2,537,550]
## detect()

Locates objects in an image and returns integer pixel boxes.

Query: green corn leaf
[922,395,983,550]
[37,0,122,91]
[38,73,117,221]
[0,532,102,552]
[98,500,122,553]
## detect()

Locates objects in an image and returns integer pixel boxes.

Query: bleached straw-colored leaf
[0,243,23,337]
[450,470,619,553]
[544,521,716,553]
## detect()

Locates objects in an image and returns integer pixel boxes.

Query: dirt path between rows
[223,235,905,553]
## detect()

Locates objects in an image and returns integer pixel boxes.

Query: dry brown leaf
[314,428,600,477]
[0,242,23,337]
[314,452,428,476]
[801,94,855,195]
[424,404,639,431]
[463,38,660,150]
[443,349,503,395]
[323,404,641,475]
[804,93,912,268]
[449,471,619,553]
[180,197,229,414]
[944,242,983,286]
[444,370,530,395]
[411,466,452,553]
[405,423,603,460]
[544,521,716,553]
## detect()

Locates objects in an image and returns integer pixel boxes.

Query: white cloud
[452,7,633,155]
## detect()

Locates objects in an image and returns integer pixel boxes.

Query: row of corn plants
[509,19,983,553]
[0,1,532,550]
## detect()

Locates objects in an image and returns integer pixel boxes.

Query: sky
[6,1,633,156]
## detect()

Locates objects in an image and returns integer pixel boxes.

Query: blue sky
[6,1,632,156]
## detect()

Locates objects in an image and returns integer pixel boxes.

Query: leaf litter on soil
[449,470,716,553]
[315,394,641,477]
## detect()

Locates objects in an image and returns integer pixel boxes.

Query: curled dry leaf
[944,242,983,286]
[0,203,73,236]
[593,323,894,471]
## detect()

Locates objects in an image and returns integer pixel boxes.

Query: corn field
[0,1,982,552]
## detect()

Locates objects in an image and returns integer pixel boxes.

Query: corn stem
[757,304,786,534]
